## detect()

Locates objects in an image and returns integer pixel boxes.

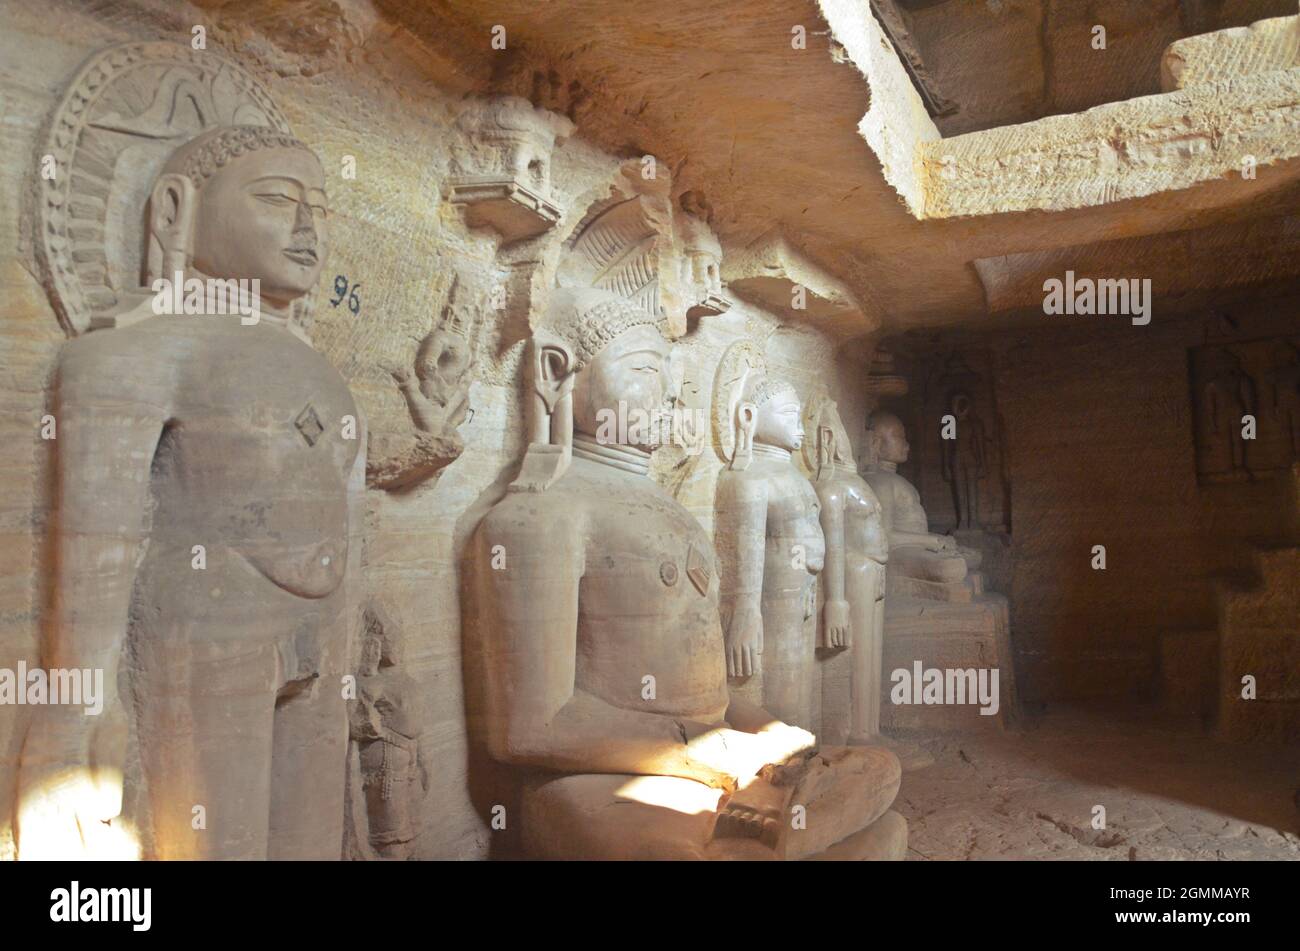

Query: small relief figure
[350,602,429,860]
[941,390,987,531]
[366,279,480,490]
[1199,348,1256,477]
[1264,341,1300,461]
[394,280,477,435]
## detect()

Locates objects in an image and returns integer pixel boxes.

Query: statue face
[190,147,327,308]
[416,328,472,406]
[573,324,671,451]
[873,417,910,464]
[754,390,804,452]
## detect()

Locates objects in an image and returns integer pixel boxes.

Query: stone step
[880,596,1012,733]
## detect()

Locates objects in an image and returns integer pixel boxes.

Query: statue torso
[742,457,825,596]
[814,469,888,564]
[72,315,359,599]
[520,457,731,723]
[863,466,930,540]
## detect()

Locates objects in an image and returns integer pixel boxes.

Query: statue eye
[254,192,296,206]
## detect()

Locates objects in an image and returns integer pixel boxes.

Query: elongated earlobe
[146,172,197,282]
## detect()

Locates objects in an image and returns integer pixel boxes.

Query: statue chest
[766,472,823,547]
[580,497,716,605]
[164,321,360,476]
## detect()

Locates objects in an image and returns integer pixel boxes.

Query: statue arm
[17,341,168,857]
[472,512,738,789]
[818,490,850,649]
[715,473,767,676]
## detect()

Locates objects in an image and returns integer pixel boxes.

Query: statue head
[867,411,909,465]
[361,603,403,676]
[147,125,327,311]
[807,398,854,477]
[949,390,973,420]
[546,288,669,452]
[742,374,804,453]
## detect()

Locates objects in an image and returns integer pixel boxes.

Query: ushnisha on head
[546,287,670,451]
[743,373,804,453]
[147,124,328,311]
[867,410,910,466]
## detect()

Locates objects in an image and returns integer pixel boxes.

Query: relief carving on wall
[1191,336,1300,482]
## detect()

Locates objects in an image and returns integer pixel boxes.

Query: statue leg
[132,551,281,859]
[890,545,967,583]
[519,747,904,860]
[268,593,349,860]
[520,773,726,860]
[758,593,816,729]
[848,560,885,741]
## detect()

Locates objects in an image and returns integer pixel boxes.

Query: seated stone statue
[863,410,969,587]
[468,288,904,860]
[17,125,363,860]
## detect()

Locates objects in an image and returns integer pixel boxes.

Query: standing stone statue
[863,410,969,587]
[18,114,364,859]
[715,373,825,732]
[351,603,428,860]
[941,390,987,531]
[1198,348,1256,476]
[1265,341,1300,460]
[468,288,904,860]
[806,399,888,744]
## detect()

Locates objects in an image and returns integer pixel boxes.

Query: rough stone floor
[895,705,1300,860]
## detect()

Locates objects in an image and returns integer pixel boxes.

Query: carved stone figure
[446,95,575,242]
[368,278,478,490]
[715,370,825,732]
[678,191,730,319]
[18,46,362,860]
[1264,341,1300,460]
[1198,348,1256,476]
[942,390,988,531]
[468,288,904,860]
[806,399,888,743]
[350,603,428,860]
[863,411,969,586]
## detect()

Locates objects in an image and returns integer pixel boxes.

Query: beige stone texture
[0,0,1297,863]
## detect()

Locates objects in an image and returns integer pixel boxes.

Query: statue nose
[293,201,317,241]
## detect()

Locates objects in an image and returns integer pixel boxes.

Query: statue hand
[928,535,957,553]
[682,726,774,791]
[723,601,763,678]
[754,721,816,766]
[823,599,851,649]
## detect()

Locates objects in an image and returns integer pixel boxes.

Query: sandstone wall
[896,301,1299,704]
[0,0,864,858]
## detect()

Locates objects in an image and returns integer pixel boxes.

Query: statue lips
[282,247,318,266]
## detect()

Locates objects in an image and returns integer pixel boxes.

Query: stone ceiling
[202,0,1300,339]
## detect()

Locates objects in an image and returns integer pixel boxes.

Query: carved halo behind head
[34,42,299,336]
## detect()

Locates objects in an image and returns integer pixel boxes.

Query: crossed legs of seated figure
[518,744,903,861]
